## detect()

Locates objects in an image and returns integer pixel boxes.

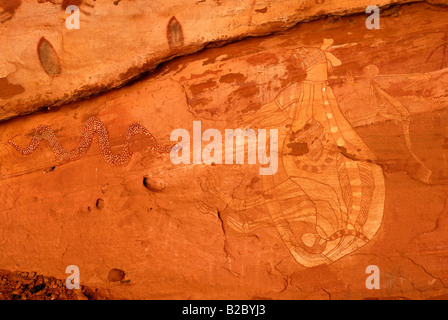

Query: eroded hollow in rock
[107,269,125,282]
[96,198,105,210]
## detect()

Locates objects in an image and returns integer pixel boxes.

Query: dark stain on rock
[0,77,25,99]
[286,142,309,156]
[43,166,56,173]
[229,81,262,113]
[180,69,221,82]
[232,81,259,99]
[61,0,83,9]
[246,52,279,66]
[189,79,217,96]
[29,283,45,294]
[337,146,360,161]
[255,7,268,13]
[250,176,260,185]
[219,73,246,84]
[167,16,184,48]
[188,96,213,109]
[37,37,62,76]
[284,60,307,85]
[442,138,448,149]
[196,0,221,5]
[107,269,125,282]
[248,176,261,190]
[261,193,274,200]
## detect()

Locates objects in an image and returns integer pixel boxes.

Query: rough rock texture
[1,2,448,300]
[0,269,103,300]
[0,0,444,121]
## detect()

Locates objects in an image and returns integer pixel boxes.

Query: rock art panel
[0,2,448,300]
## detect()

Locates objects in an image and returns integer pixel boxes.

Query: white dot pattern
[9,117,172,166]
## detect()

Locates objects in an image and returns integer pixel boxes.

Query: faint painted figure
[37,37,62,76]
[167,17,184,48]
[346,64,432,184]
[197,39,385,267]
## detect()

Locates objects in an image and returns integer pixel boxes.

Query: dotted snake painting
[9,116,172,166]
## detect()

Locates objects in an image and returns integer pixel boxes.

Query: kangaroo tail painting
[9,116,172,166]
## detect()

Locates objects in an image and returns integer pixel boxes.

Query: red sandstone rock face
[0,2,448,300]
